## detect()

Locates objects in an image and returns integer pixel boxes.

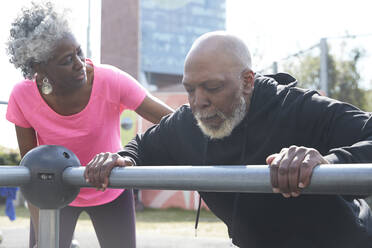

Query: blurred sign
[141,0,226,75]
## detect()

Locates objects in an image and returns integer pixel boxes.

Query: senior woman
[6,2,173,248]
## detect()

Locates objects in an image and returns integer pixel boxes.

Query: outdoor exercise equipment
[0,145,372,247]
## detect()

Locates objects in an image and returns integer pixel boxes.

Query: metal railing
[1,164,372,247]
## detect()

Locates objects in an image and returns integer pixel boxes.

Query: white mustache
[194,110,225,120]
[194,112,215,119]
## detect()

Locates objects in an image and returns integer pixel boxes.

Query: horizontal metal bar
[63,164,372,195]
[0,166,30,186]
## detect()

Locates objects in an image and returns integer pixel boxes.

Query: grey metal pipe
[38,209,60,248]
[63,164,372,195]
[0,166,30,186]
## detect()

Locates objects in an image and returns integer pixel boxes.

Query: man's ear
[242,69,255,95]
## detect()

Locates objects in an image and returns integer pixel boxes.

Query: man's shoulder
[175,104,192,116]
[166,104,193,121]
[158,104,195,129]
[261,72,297,86]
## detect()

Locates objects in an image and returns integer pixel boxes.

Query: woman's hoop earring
[41,77,53,95]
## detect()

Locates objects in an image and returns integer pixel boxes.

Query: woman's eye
[77,49,85,59]
[61,56,73,65]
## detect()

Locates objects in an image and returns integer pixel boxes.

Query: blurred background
[0,0,371,247]
[1,0,372,150]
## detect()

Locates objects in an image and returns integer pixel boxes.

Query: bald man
[86,31,372,248]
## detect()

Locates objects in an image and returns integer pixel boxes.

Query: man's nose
[193,89,210,109]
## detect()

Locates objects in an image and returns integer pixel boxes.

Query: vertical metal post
[86,0,92,58]
[320,38,329,96]
[38,209,60,248]
[272,61,278,74]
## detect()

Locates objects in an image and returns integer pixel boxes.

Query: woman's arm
[15,125,39,242]
[135,94,174,124]
[15,125,37,157]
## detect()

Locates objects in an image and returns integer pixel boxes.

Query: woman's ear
[32,63,45,84]
[242,69,255,95]
[32,62,46,76]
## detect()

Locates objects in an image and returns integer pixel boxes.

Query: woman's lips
[75,70,86,80]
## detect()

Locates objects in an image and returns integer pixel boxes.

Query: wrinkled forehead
[183,48,240,84]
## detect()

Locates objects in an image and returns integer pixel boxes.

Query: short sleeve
[6,85,32,128]
[117,70,147,110]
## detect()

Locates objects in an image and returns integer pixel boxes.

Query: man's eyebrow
[182,79,223,87]
[182,81,194,87]
[204,79,223,84]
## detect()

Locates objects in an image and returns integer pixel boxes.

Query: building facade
[101,0,226,210]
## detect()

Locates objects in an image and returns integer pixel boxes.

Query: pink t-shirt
[6,60,147,207]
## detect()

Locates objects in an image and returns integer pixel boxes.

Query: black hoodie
[120,73,372,248]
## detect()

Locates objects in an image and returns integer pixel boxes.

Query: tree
[283,48,367,110]
[0,146,20,165]
[365,89,372,111]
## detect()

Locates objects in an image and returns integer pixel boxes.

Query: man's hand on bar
[266,146,329,198]
[84,153,134,190]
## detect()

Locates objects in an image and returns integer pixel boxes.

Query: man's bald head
[184,31,252,74]
[182,31,255,139]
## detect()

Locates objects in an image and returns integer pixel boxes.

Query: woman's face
[39,34,87,94]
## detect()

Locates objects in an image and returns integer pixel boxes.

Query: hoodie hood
[244,73,297,124]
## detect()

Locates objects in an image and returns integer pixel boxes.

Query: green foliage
[364,89,372,111]
[283,47,367,110]
[284,55,321,90]
[0,146,21,166]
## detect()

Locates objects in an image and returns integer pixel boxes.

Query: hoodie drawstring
[194,137,209,237]
[194,194,202,237]
[230,121,249,242]
[194,120,248,240]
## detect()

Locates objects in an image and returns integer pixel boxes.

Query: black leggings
[29,189,136,248]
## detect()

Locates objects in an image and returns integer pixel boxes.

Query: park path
[0,221,232,248]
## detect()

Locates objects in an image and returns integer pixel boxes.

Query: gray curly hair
[6,1,72,79]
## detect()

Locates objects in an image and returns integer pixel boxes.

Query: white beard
[195,96,247,139]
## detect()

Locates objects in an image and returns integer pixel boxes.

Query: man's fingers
[84,155,99,182]
[100,162,110,190]
[100,156,122,189]
[287,148,307,193]
[298,152,320,188]
[269,149,287,192]
[93,153,109,188]
[277,151,293,193]
[269,147,328,197]
[85,153,134,190]
[88,156,101,187]
[122,157,134,167]
[102,170,110,190]
[266,154,277,165]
